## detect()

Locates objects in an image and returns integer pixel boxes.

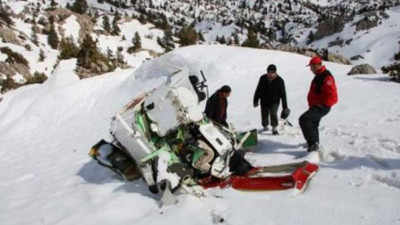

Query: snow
[307,0,333,7]
[1,45,400,225]
[6,1,28,14]
[61,15,80,44]
[157,152,180,189]
[13,19,33,38]
[0,51,7,61]
[11,73,25,83]
[93,18,164,69]
[196,21,237,42]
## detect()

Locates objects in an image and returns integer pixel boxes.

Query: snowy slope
[0,45,400,225]
[0,0,165,82]
[307,6,400,69]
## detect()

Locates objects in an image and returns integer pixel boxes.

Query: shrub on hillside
[382,63,400,83]
[0,77,19,93]
[25,72,47,85]
[0,4,13,26]
[59,37,79,59]
[0,47,29,66]
[76,34,115,75]
[68,0,88,14]
[178,25,198,46]
[395,51,400,61]
[127,32,141,53]
[242,30,261,48]
[47,24,59,49]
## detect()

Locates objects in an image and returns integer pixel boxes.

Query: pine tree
[59,36,79,59]
[306,31,314,45]
[39,49,46,62]
[112,11,121,35]
[240,0,246,9]
[138,14,146,24]
[66,3,72,10]
[49,15,55,24]
[92,10,99,23]
[71,0,88,14]
[394,41,400,61]
[31,30,39,46]
[50,0,58,9]
[107,47,115,61]
[178,25,198,46]
[198,32,205,42]
[134,32,141,50]
[103,15,111,33]
[219,36,226,44]
[157,29,174,52]
[242,30,260,48]
[77,34,98,68]
[128,32,141,53]
[48,24,59,49]
[116,47,125,64]
[233,33,240,45]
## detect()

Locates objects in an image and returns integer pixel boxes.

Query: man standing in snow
[299,56,338,152]
[253,64,289,135]
[204,85,231,127]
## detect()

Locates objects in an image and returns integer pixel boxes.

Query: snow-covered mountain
[0,45,399,225]
[1,0,400,95]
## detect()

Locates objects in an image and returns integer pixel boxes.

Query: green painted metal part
[135,112,147,134]
[238,129,258,148]
[140,144,180,166]
[191,146,204,164]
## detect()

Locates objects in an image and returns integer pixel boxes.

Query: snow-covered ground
[0,45,400,225]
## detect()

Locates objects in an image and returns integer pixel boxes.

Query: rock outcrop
[347,64,377,75]
[354,12,379,32]
[0,26,21,45]
[314,17,345,40]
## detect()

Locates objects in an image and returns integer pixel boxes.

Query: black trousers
[299,106,330,145]
[261,103,279,127]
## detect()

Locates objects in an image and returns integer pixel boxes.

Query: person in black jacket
[204,85,231,127]
[253,64,289,135]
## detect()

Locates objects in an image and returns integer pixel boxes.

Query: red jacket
[307,66,338,108]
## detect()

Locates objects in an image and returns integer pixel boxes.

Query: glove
[280,108,290,119]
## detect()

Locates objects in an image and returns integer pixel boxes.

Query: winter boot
[263,126,269,132]
[272,126,279,135]
[307,142,319,152]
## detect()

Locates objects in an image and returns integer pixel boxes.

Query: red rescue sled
[199,161,318,193]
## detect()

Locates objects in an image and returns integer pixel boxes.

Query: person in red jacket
[299,56,338,152]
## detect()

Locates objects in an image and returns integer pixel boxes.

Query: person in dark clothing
[299,56,338,152]
[253,64,289,135]
[204,85,231,127]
